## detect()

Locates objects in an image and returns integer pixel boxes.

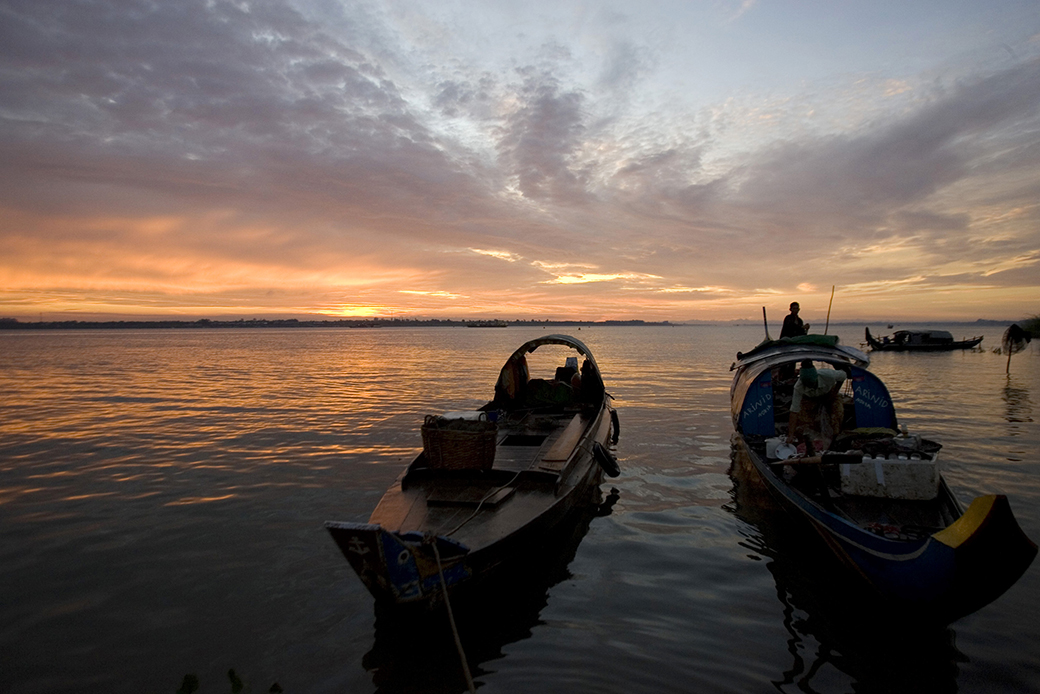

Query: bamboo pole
[762,306,771,340]
[823,285,835,335]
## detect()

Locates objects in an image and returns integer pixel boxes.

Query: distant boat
[865,327,983,352]
[467,320,508,328]
[326,335,620,607]
[730,333,1035,622]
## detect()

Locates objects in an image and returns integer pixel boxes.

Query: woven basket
[421,415,497,470]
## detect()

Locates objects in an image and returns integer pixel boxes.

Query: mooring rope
[444,467,524,537]
[430,538,477,694]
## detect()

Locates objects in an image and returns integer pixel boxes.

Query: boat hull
[865,327,983,352]
[734,436,1036,622]
[326,447,608,607]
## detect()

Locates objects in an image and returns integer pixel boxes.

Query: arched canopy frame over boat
[501,334,601,375]
[730,336,894,437]
[491,334,606,414]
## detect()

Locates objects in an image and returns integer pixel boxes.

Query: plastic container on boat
[839,456,940,500]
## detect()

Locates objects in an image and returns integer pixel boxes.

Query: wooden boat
[364,485,618,688]
[865,327,983,352]
[326,335,620,607]
[730,334,1035,622]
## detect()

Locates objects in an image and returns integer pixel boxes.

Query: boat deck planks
[539,413,586,470]
[404,486,559,545]
[494,445,545,471]
[369,412,590,539]
[836,491,956,533]
[426,484,516,508]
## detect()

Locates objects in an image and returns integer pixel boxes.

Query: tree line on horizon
[0,317,674,330]
[2,315,1037,335]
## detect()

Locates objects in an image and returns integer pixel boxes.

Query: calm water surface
[1,325,1037,693]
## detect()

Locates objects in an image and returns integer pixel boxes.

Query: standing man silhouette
[781,302,810,338]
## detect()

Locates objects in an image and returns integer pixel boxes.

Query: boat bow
[325,521,471,604]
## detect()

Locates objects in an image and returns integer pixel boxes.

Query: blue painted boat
[730,334,1035,622]
[326,335,620,607]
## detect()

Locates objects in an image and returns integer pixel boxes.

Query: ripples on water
[1,325,1037,693]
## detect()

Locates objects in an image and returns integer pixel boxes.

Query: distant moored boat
[865,327,983,352]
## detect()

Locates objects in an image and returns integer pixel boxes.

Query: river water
[1,324,1037,693]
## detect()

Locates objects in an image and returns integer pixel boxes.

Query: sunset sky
[2,0,1039,322]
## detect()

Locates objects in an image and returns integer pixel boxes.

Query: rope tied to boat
[444,468,524,537]
[426,533,477,694]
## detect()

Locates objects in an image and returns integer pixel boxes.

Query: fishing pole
[824,285,835,335]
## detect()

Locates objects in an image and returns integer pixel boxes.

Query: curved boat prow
[931,495,1037,620]
[325,521,471,604]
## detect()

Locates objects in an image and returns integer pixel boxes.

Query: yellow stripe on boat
[933,495,998,548]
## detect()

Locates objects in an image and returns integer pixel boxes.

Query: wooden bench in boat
[537,413,586,472]
[426,483,516,508]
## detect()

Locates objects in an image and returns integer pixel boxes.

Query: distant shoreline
[0,317,1025,331]
[0,318,675,330]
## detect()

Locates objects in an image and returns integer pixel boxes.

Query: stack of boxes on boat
[838,432,940,501]
[767,432,941,501]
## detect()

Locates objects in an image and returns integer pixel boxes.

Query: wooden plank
[426,485,516,507]
[541,414,586,463]
[370,485,428,532]
[494,445,544,471]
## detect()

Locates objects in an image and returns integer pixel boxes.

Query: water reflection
[1003,376,1033,425]
[726,446,964,694]
[362,486,619,693]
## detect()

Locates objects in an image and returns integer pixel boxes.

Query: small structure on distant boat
[865,327,983,352]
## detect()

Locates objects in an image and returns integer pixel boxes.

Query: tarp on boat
[732,335,894,434]
[737,334,840,360]
[736,365,896,436]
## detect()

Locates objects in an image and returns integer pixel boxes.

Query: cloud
[725,0,758,24]
[541,271,661,285]
[496,70,590,203]
[398,290,465,299]
[469,248,521,262]
[657,285,737,295]
[0,0,486,224]
[0,1,1038,320]
[597,39,654,93]
[731,59,1040,225]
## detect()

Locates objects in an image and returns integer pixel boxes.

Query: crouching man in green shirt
[787,360,847,455]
